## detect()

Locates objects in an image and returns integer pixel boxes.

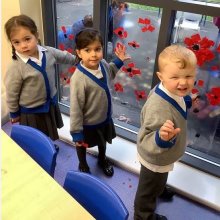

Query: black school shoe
[159,186,175,201]
[155,213,168,220]
[98,158,114,177]
[78,164,91,174]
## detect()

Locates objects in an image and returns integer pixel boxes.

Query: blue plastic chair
[10,124,57,177]
[63,171,129,220]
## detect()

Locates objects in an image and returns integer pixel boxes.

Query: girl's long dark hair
[74,28,103,65]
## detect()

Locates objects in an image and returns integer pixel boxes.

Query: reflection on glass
[56,0,93,104]
[107,2,161,127]
[171,12,220,160]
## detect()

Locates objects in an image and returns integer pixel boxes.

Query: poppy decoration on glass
[58,43,65,51]
[138,17,155,32]
[191,88,199,94]
[206,87,220,106]
[66,48,73,54]
[121,62,141,77]
[114,27,128,39]
[68,34,74,40]
[134,90,147,101]
[61,26,67,38]
[184,34,215,66]
[197,79,204,87]
[114,83,124,92]
[217,44,220,53]
[128,41,140,49]
[68,66,76,74]
[211,66,219,71]
[60,73,70,84]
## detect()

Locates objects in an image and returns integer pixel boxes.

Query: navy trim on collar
[27,51,50,101]
[155,85,187,119]
[77,62,112,122]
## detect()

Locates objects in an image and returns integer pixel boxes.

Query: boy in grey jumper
[134,45,197,220]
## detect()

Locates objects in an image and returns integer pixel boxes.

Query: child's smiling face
[157,62,196,97]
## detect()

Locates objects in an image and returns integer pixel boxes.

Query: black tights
[76,144,106,167]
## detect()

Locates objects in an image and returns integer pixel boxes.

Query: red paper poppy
[211,66,219,71]
[138,18,151,25]
[68,34,74,40]
[114,83,124,92]
[114,27,128,39]
[61,26,66,33]
[66,78,70,84]
[66,48,73,54]
[197,80,204,87]
[206,87,220,106]
[58,43,65,51]
[60,73,66,80]
[134,90,147,101]
[191,88,199,94]
[68,66,76,73]
[184,34,215,66]
[138,17,155,33]
[121,62,141,77]
[217,44,220,53]
[128,41,140,49]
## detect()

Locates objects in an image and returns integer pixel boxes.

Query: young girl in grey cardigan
[4,14,76,141]
[70,28,129,176]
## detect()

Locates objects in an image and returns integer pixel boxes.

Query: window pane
[107,2,161,128]
[171,12,220,159]
[56,0,93,105]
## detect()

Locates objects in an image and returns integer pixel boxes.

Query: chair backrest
[63,171,129,220]
[11,124,57,177]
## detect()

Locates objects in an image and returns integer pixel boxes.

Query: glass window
[55,0,94,105]
[42,0,220,176]
[171,12,220,160]
[107,2,161,129]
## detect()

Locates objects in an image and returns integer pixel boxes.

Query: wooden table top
[1,130,94,220]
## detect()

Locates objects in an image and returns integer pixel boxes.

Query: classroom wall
[1,0,43,125]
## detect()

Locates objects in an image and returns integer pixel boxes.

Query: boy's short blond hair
[158,45,197,71]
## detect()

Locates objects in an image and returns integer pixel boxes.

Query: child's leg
[97,143,107,161]
[76,147,90,173]
[97,143,114,177]
[134,165,168,220]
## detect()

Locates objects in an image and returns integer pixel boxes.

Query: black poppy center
[118,31,123,35]
[127,68,132,72]
[192,44,200,51]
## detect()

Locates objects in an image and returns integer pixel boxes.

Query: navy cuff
[155,130,176,148]
[113,58,124,69]
[71,131,84,142]
[10,110,20,118]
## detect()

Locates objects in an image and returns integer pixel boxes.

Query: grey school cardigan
[4,46,75,118]
[70,58,123,142]
[137,85,192,166]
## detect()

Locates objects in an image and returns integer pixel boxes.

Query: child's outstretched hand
[114,43,131,61]
[159,120,181,141]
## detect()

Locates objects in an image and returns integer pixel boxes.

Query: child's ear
[76,49,81,58]
[156,71,163,82]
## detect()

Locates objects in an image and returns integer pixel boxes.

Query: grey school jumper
[70,58,123,142]
[137,84,192,166]
[4,46,75,118]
